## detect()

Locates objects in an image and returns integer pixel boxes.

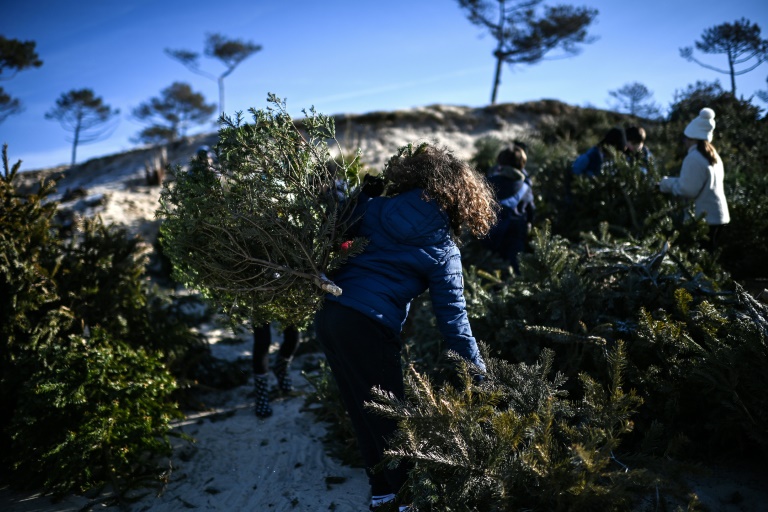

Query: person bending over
[315,143,496,511]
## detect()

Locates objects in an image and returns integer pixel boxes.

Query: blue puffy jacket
[572,146,604,177]
[326,188,485,370]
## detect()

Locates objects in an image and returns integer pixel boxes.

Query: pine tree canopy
[157,94,367,327]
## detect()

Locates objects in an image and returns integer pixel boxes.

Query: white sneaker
[369,493,396,510]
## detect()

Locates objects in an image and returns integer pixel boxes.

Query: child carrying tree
[314,143,496,511]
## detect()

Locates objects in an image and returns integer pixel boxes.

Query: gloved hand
[658,176,673,193]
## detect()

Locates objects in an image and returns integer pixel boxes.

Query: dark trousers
[703,224,726,254]
[483,213,528,275]
[252,323,299,374]
[314,301,409,496]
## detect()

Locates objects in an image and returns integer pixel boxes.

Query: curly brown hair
[383,143,497,237]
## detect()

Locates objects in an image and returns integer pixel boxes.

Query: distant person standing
[483,144,534,274]
[659,108,730,252]
[625,125,653,173]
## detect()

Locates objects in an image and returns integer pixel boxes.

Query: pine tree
[132,82,216,144]
[0,36,43,123]
[680,18,768,95]
[166,33,262,115]
[45,89,120,168]
[0,145,199,496]
[457,0,598,104]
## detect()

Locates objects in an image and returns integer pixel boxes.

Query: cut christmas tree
[157,95,367,327]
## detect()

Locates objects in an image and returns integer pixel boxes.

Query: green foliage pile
[468,135,505,173]
[544,153,690,241]
[395,231,766,507]
[8,328,179,495]
[460,224,767,457]
[535,105,630,148]
[530,86,768,280]
[0,146,201,496]
[371,346,651,511]
[157,94,366,328]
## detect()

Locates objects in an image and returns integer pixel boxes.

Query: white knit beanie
[684,107,716,142]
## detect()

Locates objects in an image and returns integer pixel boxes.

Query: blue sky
[2,0,767,170]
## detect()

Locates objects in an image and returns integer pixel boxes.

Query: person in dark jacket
[571,127,628,177]
[483,144,534,274]
[315,143,497,511]
[625,125,654,173]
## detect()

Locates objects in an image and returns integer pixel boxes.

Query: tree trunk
[491,55,504,105]
[71,119,81,169]
[218,76,225,115]
[490,0,506,105]
[728,52,736,95]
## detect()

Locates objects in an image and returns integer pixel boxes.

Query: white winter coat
[659,145,730,225]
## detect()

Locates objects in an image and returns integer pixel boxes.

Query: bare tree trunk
[218,76,225,115]
[491,55,504,105]
[490,0,507,105]
[728,52,736,95]
[70,120,81,169]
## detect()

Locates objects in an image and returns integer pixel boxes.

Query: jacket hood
[494,165,526,181]
[374,189,450,246]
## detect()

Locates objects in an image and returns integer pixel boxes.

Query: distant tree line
[0,33,260,169]
[2,11,768,168]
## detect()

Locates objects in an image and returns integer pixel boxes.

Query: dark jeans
[314,301,409,496]
[703,224,726,254]
[252,323,299,374]
[483,213,528,275]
